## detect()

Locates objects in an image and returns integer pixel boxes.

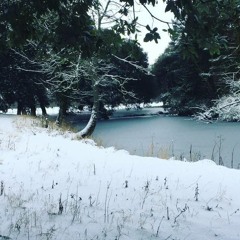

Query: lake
[68,107,240,169]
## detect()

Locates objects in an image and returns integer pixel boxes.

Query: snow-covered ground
[0,114,240,240]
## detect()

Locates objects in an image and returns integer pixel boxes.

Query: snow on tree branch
[112,54,154,76]
[196,77,240,122]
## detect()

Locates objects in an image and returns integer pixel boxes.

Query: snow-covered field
[0,114,240,240]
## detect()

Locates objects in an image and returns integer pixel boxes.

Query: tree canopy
[151,0,240,117]
[0,0,159,136]
[1,0,240,128]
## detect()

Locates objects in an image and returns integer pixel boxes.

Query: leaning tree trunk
[78,104,98,138]
[76,81,99,138]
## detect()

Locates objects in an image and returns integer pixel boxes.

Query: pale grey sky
[95,0,173,64]
[136,2,174,64]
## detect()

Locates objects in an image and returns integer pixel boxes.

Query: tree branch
[112,54,154,76]
[141,4,172,25]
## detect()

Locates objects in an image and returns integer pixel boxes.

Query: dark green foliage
[164,0,240,58]
[95,29,122,58]
[152,44,217,115]
[0,0,155,119]
[1,0,95,50]
[150,0,240,116]
[0,0,95,115]
[0,49,49,115]
[112,39,157,104]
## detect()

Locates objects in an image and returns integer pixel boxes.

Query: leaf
[153,32,160,43]
[120,0,134,5]
[176,0,183,8]
[165,2,173,12]
[152,27,158,32]
[146,25,151,31]
[132,17,138,24]
[194,15,200,23]
[168,28,175,35]
[119,7,128,16]
[129,0,134,6]
[144,33,153,42]
[148,0,156,6]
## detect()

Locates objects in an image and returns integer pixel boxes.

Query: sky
[136,2,174,64]
[98,0,174,65]
[1,113,240,239]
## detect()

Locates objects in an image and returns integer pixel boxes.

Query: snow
[0,114,240,240]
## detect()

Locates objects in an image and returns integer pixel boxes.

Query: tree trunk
[17,102,22,115]
[41,105,47,116]
[56,107,64,125]
[22,107,27,115]
[77,105,98,138]
[76,80,99,138]
[30,105,36,116]
[37,94,48,116]
[17,101,27,115]
[55,96,68,125]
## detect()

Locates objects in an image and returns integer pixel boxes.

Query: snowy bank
[0,115,240,240]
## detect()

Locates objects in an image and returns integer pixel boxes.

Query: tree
[32,50,141,136]
[7,0,237,132]
[196,75,240,122]
[177,0,240,118]
[0,47,50,115]
[147,0,240,117]
[152,40,217,115]
[112,39,156,104]
[0,0,96,116]
[1,0,155,139]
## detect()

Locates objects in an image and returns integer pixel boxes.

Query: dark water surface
[70,108,240,168]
